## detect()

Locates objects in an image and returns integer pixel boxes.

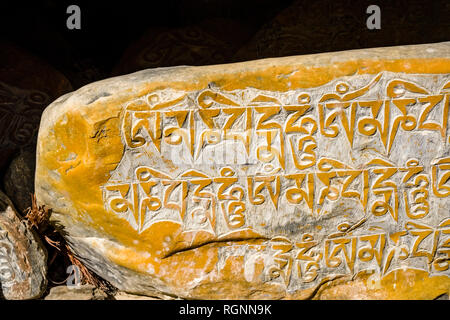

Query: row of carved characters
[102,157,450,233]
[0,81,50,148]
[239,219,450,287]
[122,75,450,163]
[0,230,19,289]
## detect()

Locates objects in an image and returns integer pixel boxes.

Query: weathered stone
[3,146,36,214]
[36,42,450,299]
[44,285,108,300]
[0,190,47,299]
[0,42,72,172]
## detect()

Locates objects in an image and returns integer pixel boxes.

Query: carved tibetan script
[102,71,450,289]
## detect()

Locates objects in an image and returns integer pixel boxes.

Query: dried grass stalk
[24,193,113,292]
[24,193,49,232]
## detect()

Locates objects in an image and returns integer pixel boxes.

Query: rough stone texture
[0,42,72,172]
[3,146,36,214]
[0,190,47,299]
[44,285,108,300]
[36,42,450,299]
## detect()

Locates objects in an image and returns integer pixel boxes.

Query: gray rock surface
[0,190,47,299]
[44,284,108,300]
[3,146,36,215]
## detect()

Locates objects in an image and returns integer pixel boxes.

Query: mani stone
[36,42,450,300]
[0,190,47,300]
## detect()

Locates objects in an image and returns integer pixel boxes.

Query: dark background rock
[3,146,36,215]
[2,0,448,92]
[0,0,292,89]
[0,42,72,183]
[112,18,255,75]
[233,0,450,61]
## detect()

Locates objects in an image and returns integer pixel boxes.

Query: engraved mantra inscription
[0,229,23,290]
[101,72,450,288]
[0,82,50,148]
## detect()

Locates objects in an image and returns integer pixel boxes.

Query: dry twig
[24,193,49,232]
[23,193,114,292]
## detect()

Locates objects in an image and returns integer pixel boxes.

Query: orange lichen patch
[101,241,221,292]
[217,58,450,92]
[223,256,251,279]
[218,229,266,241]
[96,240,162,275]
[315,269,450,300]
[170,230,216,255]
[137,221,182,255]
[162,244,220,288]
[134,58,450,96]
[38,112,122,218]
[161,155,179,173]
[189,253,286,300]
